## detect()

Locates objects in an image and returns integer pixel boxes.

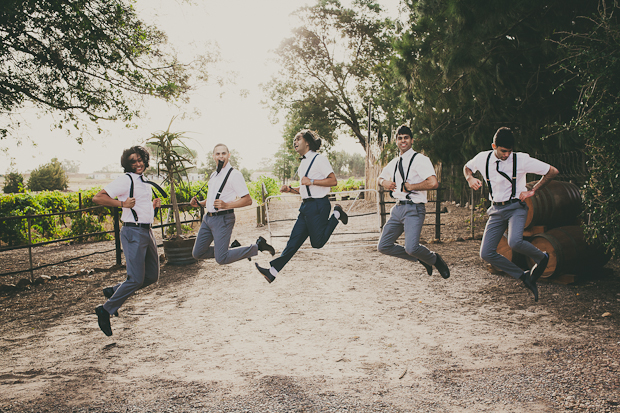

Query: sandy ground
[1,202,619,412]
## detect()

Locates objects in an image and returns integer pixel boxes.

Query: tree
[263,0,406,189]
[3,171,24,193]
[553,1,620,256]
[0,0,212,141]
[393,0,599,164]
[272,142,297,183]
[27,158,69,191]
[61,159,80,173]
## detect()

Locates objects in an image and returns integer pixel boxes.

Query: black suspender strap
[140,176,168,217]
[214,168,234,211]
[126,174,139,222]
[303,154,319,197]
[485,152,494,201]
[125,173,169,221]
[392,152,418,199]
[485,152,517,201]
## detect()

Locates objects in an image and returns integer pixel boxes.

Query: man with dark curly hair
[92,145,164,336]
[255,130,348,283]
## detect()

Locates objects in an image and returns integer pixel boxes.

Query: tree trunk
[364,141,383,203]
[169,178,183,239]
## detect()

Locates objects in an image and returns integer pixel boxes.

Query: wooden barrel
[524,181,582,229]
[163,237,197,265]
[526,226,611,278]
[496,234,528,271]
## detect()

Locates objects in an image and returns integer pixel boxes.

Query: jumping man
[92,146,166,336]
[255,129,348,283]
[190,144,275,265]
[377,125,450,279]
[463,127,559,302]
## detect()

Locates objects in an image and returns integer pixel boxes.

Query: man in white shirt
[464,127,559,302]
[255,129,348,283]
[377,125,450,279]
[190,144,275,264]
[92,146,164,336]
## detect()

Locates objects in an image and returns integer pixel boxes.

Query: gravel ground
[1,203,618,412]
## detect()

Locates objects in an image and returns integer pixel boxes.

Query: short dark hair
[120,146,150,173]
[396,125,413,138]
[493,127,514,149]
[299,129,322,151]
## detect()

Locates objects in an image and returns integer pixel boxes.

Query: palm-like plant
[146,118,195,240]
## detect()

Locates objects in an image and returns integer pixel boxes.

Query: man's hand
[466,177,483,191]
[519,190,536,201]
[213,199,227,210]
[152,198,161,208]
[381,179,397,191]
[124,197,136,209]
[190,196,201,208]
[280,184,290,193]
[300,176,312,186]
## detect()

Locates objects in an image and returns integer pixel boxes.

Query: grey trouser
[377,203,437,266]
[192,212,258,264]
[103,225,159,315]
[480,201,546,279]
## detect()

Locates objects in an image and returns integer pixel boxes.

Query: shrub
[3,172,25,193]
[27,158,69,191]
[247,175,281,204]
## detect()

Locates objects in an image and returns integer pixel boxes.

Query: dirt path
[1,209,619,412]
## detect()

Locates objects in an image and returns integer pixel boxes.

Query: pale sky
[1,0,402,174]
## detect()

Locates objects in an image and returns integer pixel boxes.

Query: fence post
[379,187,386,228]
[435,187,441,241]
[470,188,475,239]
[27,216,34,283]
[78,192,82,210]
[113,207,121,266]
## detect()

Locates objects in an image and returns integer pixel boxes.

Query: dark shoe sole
[255,263,275,283]
[257,236,276,256]
[435,253,450,279]
[531,252,549,283]
[421,261,433,276]
[334,204,348,225]
[95,305,113,336]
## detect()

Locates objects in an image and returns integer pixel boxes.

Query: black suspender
[213,168,234,211]
[303,154,319,197]
[125,174,168,222]
[485,152,517,201]
[391,152,418,199]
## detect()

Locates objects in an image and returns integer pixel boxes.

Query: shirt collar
[399,148,415,161]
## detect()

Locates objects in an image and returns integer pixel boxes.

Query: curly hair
[299,129,322,151]
[120,146,150,173]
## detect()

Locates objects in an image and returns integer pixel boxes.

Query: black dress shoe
[434,253,450,279]
[230,239,241,248]
[334,204,348,225]
[520,270,539,302]
[420,260,433,276]
[95,305,113,336]
[531,252,549,283]
[257,236,275,256]
[102,288,119,317]
[255,263,275,283]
